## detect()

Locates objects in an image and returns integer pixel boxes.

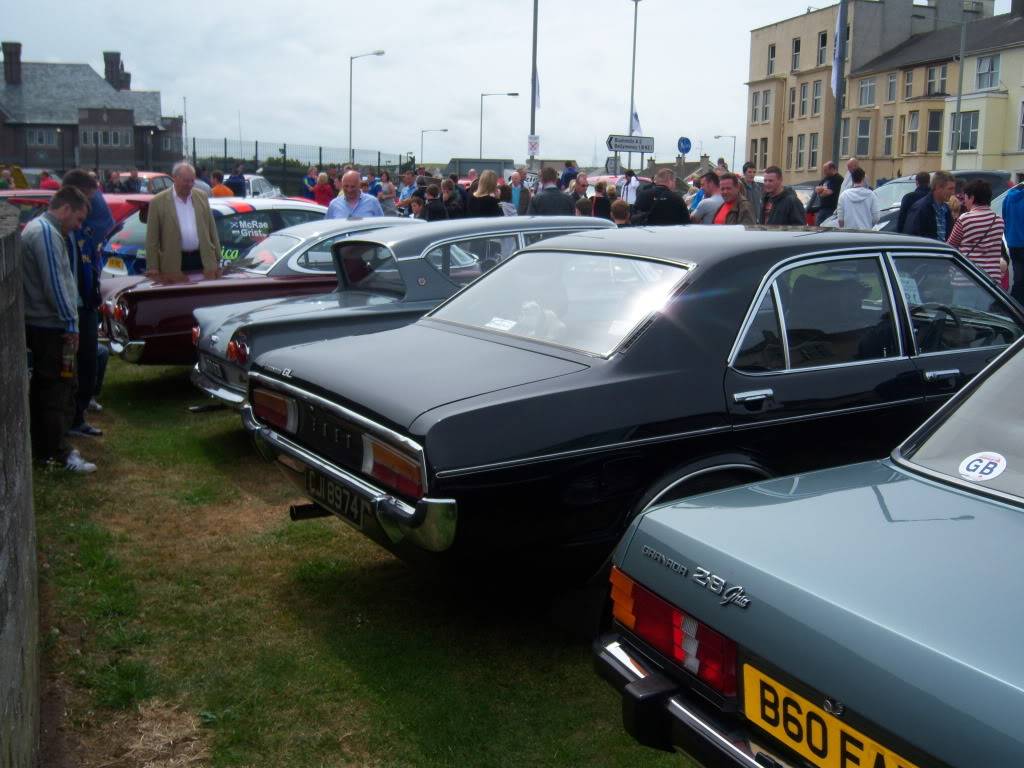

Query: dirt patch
[78,702,209,768]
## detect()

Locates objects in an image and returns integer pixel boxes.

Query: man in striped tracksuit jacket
[21,186,96,472]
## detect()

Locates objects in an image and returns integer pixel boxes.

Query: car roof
[335,215,616,255]
[270,216,423,241]
[519,225,955,269]
[0,189,53,197]
[114,171,168,178]
[207,198,325,214]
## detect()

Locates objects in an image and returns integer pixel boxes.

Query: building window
[792,37,801,71]
[977,55,999,89]
[101,130,110,146]
[951,111,980,151]
[856,118,871,156]
[796,134,806,169]
[786,136,794,169]
[768,43,776,76]
[840,118,850,157]
[1019,102,1024,151]
[82,130,90,146]
[812,80,822,115]
[799,82,809,117]
[858,78,876,107]
[759,138,768,170]
[761,89,771,122]
[789,87,796,120]
[817,31,828,67]
[123,130,133,147]
[887,72,897,102]
[883,116,894,156]
[809,132,819,168]
[112,130,120,146]
[926,110,943,152]
[27,128,56,147]
[752,91,760,123]
[839,78,847,110]
[904,70,913,99]
[751,139,758,166]
[907,110,919,153]
[926,64,947,95]
[898,115,906,154]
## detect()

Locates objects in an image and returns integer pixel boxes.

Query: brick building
[0,42,183,174]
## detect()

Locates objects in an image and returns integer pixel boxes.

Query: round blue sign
[677,136,692,155]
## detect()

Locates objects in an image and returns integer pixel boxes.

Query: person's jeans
[94,341,109,398]
[73,308,98,427]
[26,325,75,461]
[1010,246,1024,306]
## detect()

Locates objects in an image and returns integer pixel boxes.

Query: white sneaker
[65,449,97,474]
[87,398,103,413]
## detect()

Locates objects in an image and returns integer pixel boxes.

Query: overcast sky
[7,0,1013,167]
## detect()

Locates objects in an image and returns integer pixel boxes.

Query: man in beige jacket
[145,162,221,280]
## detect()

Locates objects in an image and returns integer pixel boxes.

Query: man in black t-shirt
[814,161,843,224]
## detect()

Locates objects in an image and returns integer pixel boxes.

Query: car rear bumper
[594,634,793,768]
[109,339,146,363]
[241,404,457,553]
[190,363,245,407]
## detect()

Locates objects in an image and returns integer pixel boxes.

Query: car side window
[777,257,898,368]
[151,177,170,193]
[424,235,515,285]
[216,211,275,262]
[297,234,354,272]
[278,209,323,228]
[523,231,571,246]
[892,255,1021,353]
[735,289,785,371]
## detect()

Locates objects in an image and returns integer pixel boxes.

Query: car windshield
[902,344,1023,502]
[430,250,688,356]
[232,234,300,272]
[873,180,915,210]
[106,211,147,249]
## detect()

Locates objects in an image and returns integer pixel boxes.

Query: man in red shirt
[714,174,756,224]
[38,170,60,190]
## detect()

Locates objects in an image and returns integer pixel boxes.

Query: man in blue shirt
[327,170,384,219]
[1003,181,1024,303]
[905,171,955,242]
[366,171,382,200]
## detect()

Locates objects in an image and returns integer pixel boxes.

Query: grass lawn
[35,359,689,767]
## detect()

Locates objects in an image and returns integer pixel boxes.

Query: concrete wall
[0,200,38,768]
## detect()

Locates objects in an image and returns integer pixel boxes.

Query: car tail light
[361,436,423,499]
[610,566,737,697]
[191,324,201,347]
[252,388,298,433]
[113,299,129,322]
[227,333,249,365]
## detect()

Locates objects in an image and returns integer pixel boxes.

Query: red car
[0,189,151,231]
[101,198,330,365]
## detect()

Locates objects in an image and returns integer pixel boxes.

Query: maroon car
[100,210,420,365]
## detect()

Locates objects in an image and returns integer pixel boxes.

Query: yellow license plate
[743,665,921,768]
[106,257,125,269]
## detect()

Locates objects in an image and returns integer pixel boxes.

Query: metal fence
[189,138,413,196]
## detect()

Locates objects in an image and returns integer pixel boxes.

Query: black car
[242,226,1024,574]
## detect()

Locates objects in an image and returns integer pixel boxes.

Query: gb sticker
[958,452,1007,482]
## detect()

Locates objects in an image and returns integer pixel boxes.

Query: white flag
[533,71,540,109]
[831,8,842,96]
[631,110,642,136]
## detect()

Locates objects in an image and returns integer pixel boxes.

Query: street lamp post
[56,127,64,174]
[627,0,642,171]
[479,92,519,159]
[349,50,385,165]
[420,128,448,167]
[714,134,737,172]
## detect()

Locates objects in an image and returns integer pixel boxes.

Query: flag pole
[530,0,539,167]
[830,0,849,165]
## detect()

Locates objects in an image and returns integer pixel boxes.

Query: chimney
[102,51,131,90]
[2,42,21,86]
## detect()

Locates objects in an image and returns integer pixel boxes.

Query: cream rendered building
[747,0,995,185]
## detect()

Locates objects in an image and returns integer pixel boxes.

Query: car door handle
[923,368,960,383]
[733,388,774,404]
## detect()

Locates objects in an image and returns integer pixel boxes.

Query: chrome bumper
[594,635,792,768]
[109,339,145,363]
[190,363,245,407]
[241,404,457,552]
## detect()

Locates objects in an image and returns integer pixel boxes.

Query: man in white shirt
[840,156,861,193]
[618,170,640,205]
[837,167,880,229]
[690,173,725,224]
[145,162,222,279]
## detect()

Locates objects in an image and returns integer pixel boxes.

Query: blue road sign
[677,137,692,155]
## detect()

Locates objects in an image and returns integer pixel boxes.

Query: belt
[182,249,200,258]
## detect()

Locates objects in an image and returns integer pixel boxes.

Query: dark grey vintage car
[192,217,614,406]
[594,334,1024,767]
[242,226,1022,575]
